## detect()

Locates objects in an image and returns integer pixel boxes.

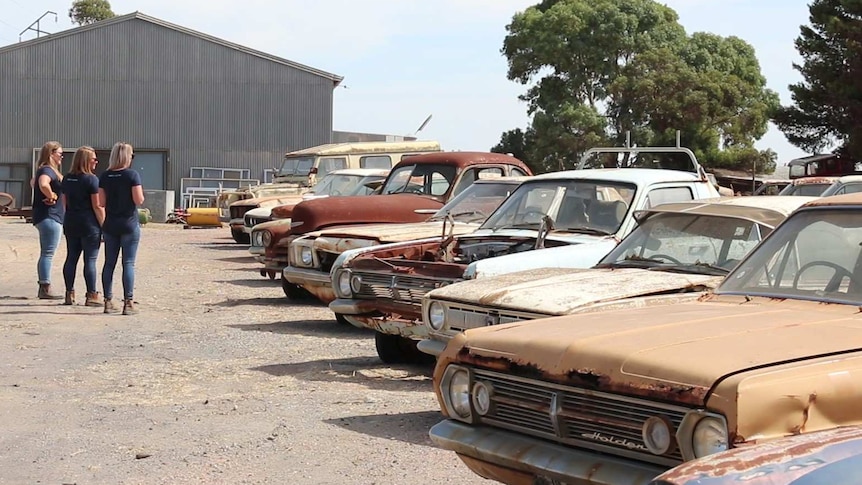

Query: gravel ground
[0,217,488,485]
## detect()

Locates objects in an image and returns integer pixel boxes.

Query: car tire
[374,332,434,365]
[282,277,311,300]
[231,228,250,244]
[334,313,351,325]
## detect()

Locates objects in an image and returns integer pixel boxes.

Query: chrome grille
[444,304,543,333]
[244,215,269,229]
[474,368,687,466]
[353,271,452,305]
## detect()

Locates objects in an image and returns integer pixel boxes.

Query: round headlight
[448,370,471,419]
[472,381,493,416]
[692,417,729,458]
[261,231,272,248]
[337,270,352,297]
[642,416,674,455]
[427,301,446,331]
[300,247,313,266]
[252,231,262,246]
[350,274,363,294]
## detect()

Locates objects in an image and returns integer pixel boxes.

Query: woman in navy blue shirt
[32,141,66,299]
[99,142,145,315]
[61,146,105,306]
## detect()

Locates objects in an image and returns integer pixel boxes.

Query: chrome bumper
[430,420,665,485]
[417,338,446,357]
[282,266,331,286]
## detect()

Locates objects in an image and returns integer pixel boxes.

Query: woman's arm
[98,188,107,209]
[38,174,56,201]
[90,193,105,226]
[132,185,145,206]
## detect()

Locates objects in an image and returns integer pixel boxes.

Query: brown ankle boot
[104,298,119,314]
[63,290,75,306]
[122,299,138,315]
[38,283,63,300]
[85,292,103,307]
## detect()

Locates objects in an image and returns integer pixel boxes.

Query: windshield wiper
[596,255,666,269]
[654,262,729,276]
[557,226,612,236]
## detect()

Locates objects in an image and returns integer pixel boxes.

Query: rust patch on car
[790,393,817,435]
[456,349,708,406]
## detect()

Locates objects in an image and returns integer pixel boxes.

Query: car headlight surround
[642,416,675,455]
[300,246,313,266]
[427,301,446,331]
[261,230,272,248]
[471,381,494,416]
[692,416,729,458]
[350,274,363,294]
[252,231,263,247]
[336,270,352,297]
[440,365,473,421]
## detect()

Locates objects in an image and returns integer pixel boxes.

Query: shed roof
[0,11,343,85]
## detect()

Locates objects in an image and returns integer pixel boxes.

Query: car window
[451,167,505,198]
[317,157,348,178]
[359,155,392,169]
[644,187,694,209]
[719,209,862,303]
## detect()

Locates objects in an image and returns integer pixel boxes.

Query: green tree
[497,0,778,173]
[774,0,862,158]
[69,0,115,25]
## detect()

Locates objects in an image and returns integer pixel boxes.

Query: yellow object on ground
[185,208,223,227]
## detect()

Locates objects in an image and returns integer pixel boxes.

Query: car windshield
[428,181,518,223]
[278,156,314,176]
[717,208,862,305]
[380,164,457,196]
[307,173,385,197]
[779,182,831,196]
[597,212,767,276]
[480,179,637,235]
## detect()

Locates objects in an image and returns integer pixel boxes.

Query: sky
[0,0,815,166]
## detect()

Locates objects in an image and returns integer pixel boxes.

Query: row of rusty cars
[223,140,862,484]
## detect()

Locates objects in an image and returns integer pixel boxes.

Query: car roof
[789,176,840,185]
[803,191,862,207]
[527,167,705,185]
[834,174,862,183]
[639,196,819,228]
[327,168,391,177]
[472,175,533,185]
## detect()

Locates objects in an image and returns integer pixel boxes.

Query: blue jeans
[63,233,101,293]
[35,219,62,284]
[102,227,141,300]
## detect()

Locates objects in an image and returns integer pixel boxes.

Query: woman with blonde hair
[99,142,144,315]
[61,146,105,306]
[32,141,65,299]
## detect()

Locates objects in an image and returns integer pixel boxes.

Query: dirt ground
[0,217,488,485]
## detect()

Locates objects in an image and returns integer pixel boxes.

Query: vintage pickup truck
[329,142,722,363]
[283,176,527,309]
[254,151,531,298]
[430,193,862,485]
[418,195,814,357]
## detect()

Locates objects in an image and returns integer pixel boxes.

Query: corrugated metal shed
[0,11,342,205]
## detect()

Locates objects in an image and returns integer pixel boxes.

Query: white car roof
[528,168,705,185]
[327,168,391,177]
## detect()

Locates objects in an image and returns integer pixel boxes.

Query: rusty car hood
[427,267,719,315]
[289,194,445,234]
[308,221,479,247]
[445,295,862,404]
[232,194,303,208]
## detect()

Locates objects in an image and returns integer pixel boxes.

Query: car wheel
[231,228,250,244]
[282,277,311,300]
[334,313,351,325]
[374,332,434,365]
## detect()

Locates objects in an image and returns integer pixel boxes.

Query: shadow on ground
[213,297,294,307]
[251,355,433,391]
[215,256,257,264]
[213,279,283,289]
[324,410,443,447]
[229,319,365,337]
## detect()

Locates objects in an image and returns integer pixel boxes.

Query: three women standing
[32,141,66,299]
[99,142,145,315]
[61,146,105,306]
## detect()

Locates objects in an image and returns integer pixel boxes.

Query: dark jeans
[102,227,141,300]
[63,233,101,293]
